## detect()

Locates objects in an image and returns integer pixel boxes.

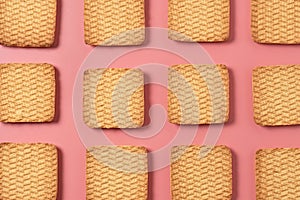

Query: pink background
[1,0,300,199]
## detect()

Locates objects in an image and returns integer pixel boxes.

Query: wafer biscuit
[168,0,230,42]
[84,0,145,46]
[256,148,300,199]
[168,64,229,124]
[0,63,56,123]
[83,68,144,128]
[0,0,56,47]
[253,65,300,126]
[0,143,57,200]
[86,146,148,200]
[171,145,232,200]
[251,0,300,44]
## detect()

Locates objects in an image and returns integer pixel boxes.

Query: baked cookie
[252,0,300,44]
[168,64,229,124]
[86,146,148,200]
[83,68,144,128]
[0,63,56,122]
[253,65,300,126]
[84,0,145,46]
[0,0,56,47]
[256,148,300,199]
[171,145,232,200]
[0,143,57,200]
[168,0,230,42]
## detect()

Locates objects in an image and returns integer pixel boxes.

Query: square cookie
[168,64,229,124]
[0,0,56,47]
[83,68,144,128]
[0,63,56,122]
[86,146,148,200]
[256,148,300,199]
[0,143,57,200]
[84,0,145,46]
[168,0,230,42]
[171,145,232,200]
[253,65,300,126]
[251,0,300,44]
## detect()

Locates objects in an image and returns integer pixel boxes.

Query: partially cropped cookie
[171,145,232,200]
[256,148,300,199]
[253,65,300,126]
[168,0,230,42]
[0,63,56,122]
[0,0,56,47]
[84,0,145,46]
[0,143,57,200]
[168,64,229,124]
[83,68,144,128]
[86,146,148,200]
[251,0,300,44]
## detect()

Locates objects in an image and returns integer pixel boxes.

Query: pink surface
[1,0,300,199]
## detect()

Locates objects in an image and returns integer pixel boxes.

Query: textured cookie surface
[256,148,300,200]
[253,65,300,126]
[83,68,144,128]
[251,0,300,44]
[168,0,230,42]
[86,146,148,200]
[84,0,145,46]
[0,63,56,122]
[0,0,56,47]
[171,145,232,200]
[0,143,57,200]
[168,64,229,124]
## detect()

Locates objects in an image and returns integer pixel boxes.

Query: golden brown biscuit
[86,146,148,200]
[83,68,144,128]
[256,148,300,199]
[84,0,145,46]
[0,143,57,200]
[168,0,230,42]
[253,65,300,126]
[171,145,232,200]
[168,64,229,124]
[252,0,300,44]
[0,0,56,47]
[0,63,56,122]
